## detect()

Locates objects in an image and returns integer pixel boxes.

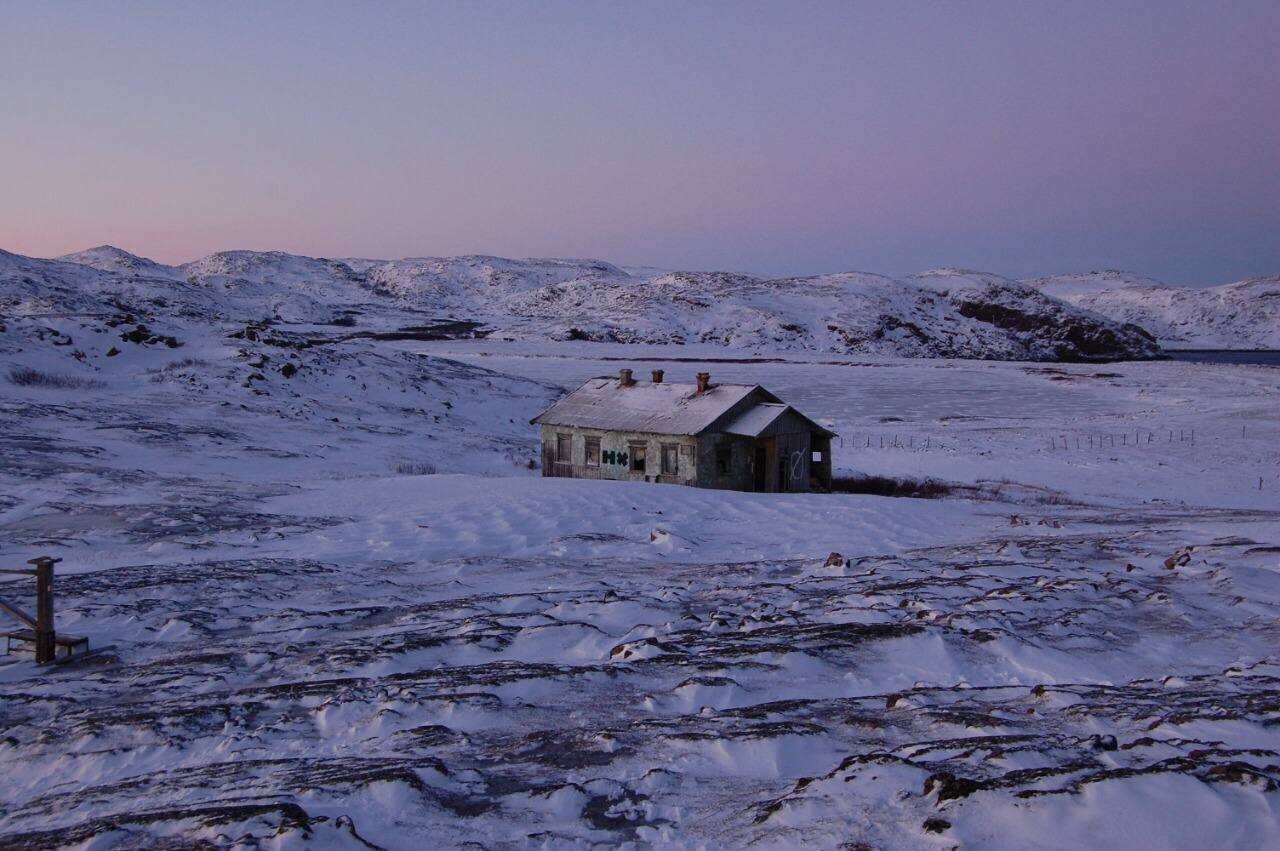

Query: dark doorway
[753,445,767,491]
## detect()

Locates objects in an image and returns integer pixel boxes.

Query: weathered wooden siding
[759,409,815,492]
[539,395,831,493]
[694,433,756,490]
[540,425,698,485]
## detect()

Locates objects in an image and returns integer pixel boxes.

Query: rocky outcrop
[1025,271,1280,349]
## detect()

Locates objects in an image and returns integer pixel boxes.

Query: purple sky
[3,1,1277,283]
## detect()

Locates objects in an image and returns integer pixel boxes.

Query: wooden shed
[531,369,835,492]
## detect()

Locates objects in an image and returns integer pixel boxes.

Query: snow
[1025,271,1280,349]
[263,474,992,565]
[532,376,762,435]
[30,245,1162,361]
[722,402,791,437]
[0,244,1278,848]
[502,266,1159,360]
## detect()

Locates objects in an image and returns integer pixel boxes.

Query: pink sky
[2,1,1277,283]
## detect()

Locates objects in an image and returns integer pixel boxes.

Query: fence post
[29,556,60,665]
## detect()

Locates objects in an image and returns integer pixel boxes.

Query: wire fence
[836,423,1279,489]
[1044,428,1198,451]
[840,424,1278,452]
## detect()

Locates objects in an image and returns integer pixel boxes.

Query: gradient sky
[2,1,1277,283]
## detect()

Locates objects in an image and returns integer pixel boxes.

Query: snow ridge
[1025,271,1280,349]
[18,245,1172,360]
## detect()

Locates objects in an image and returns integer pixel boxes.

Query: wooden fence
[0,556,89,664]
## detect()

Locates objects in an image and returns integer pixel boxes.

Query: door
[753,445,767,491]
[661,443,679,478]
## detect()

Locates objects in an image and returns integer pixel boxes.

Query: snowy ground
[1,330,1278,848]
[428,340,1280,510]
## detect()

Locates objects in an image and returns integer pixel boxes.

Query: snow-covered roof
[721,402,836,437]
[531,378,767,435]
[531,377,835,437]
[721,403,789,437]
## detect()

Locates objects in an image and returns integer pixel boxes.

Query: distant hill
[7,245,1163,361]
[57,244,183,279]
[503,266,1160,361]
[1025,271,1280,349]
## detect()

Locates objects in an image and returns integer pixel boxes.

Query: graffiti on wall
[789,450,803,481]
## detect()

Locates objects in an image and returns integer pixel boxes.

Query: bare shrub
[8,367,104,390]
[831,473,1084,506]
[830,474,955,499]
[147,357,210,382]
[393,461,438,476]
[145,357,209,374]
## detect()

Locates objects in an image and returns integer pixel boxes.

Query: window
[716,445,731,475]
[661,443,679,475]
[556,433,572,464]
[629,442,646,472]
[812,451,822,463]
[585,437,600,467]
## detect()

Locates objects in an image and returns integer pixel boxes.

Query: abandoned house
[531,369,835,492]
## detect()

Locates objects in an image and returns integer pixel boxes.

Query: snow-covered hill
[362,255,628,315]
[1024,271,1280,349]
[58,244,183,279]
[503,266,1159,361]
[16,245,1164,361]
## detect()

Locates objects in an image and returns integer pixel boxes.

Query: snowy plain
[1,248,1279,848]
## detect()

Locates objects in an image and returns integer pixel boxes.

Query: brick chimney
[695,372,711,394]
[651,369,664,384]
[618,368,635,387]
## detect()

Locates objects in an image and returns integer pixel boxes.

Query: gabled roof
[721,402,836,438]
[721,403,788,437]
[530,378,767,436]
[531,377,836,438]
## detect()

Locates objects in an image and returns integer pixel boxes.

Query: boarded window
[556,433,572,463]
[585,437,600,467]
[629,442,646,472]
[716,445,731,475]
[661,443,679,475]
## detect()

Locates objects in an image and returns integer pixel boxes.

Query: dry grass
[8,367,105,390]
[830,474,956,499]
[147,358,210,382]
[831,473,1084,506]
[392,461,438,476]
